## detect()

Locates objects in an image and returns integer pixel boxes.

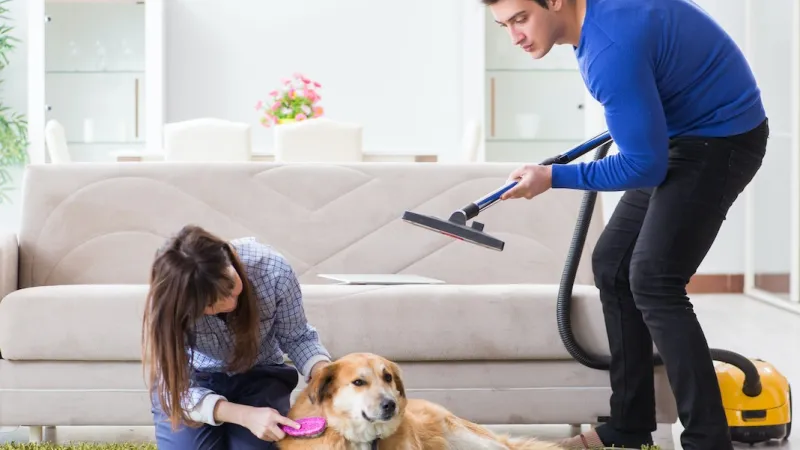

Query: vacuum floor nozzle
[401,130,615,252]
[401,210,505,251]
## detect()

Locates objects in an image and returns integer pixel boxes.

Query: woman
[142,224,332,450]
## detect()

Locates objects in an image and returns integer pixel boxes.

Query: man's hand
[500,164,553,200]
[242,406,300,442]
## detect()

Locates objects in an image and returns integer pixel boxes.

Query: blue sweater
[550,0,766,191]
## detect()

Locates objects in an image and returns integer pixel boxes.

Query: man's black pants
[592,118,769,450]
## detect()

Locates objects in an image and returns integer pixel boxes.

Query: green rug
[0,445,156,449]
[0,444,661,449]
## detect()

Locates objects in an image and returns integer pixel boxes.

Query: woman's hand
[243,406,300,441]
[309,360,330,379]
[500,164,553,200]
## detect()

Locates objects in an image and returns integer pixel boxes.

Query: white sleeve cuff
[302,354,332,382]
[189,393,227,426]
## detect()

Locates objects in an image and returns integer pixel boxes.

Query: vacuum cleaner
[401,130,792,445]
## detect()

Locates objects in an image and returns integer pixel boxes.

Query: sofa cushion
[16,163,604,289]
[0,285,148,361]
[0,283,609,362]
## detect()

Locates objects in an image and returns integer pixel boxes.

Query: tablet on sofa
[317,273,445,285]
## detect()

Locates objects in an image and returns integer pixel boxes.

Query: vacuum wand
[402,130,613,251]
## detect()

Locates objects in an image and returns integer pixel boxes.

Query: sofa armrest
[0,232,18,300]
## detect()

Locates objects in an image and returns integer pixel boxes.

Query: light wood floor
[2,294,797,449]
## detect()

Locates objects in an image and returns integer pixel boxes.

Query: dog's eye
[383,373,393,383]
[352,379,366,387]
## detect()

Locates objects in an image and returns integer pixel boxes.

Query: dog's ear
[307,363,337,405]
[387,360,406,398]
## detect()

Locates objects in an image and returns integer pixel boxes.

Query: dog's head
[306,352,407,442]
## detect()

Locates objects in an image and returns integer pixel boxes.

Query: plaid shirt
[183,237,331,420]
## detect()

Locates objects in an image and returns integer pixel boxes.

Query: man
[483,0,768,449]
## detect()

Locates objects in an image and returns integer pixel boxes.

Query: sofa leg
[44,426,57,443]
[569,424,582,436]
[28,426,43,443]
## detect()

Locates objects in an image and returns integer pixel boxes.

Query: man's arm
[270,258,332,381]
[550,42,669,191]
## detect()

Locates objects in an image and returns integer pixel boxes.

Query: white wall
[746,0,794,275]
[0,0,791,276]
[164,0,465,160]
[587,0,792,276]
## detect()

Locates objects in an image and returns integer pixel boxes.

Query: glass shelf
[46,70,145,74]
[487,138,582,143]
[67,140,143,145]
[486,68,580,73]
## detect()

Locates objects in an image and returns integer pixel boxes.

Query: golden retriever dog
[278,352,564,450]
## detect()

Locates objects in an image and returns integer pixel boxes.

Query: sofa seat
[0,359,678,427]
[0,283,611,362]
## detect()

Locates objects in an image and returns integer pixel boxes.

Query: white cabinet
[27,0,164,163]
[462,5,592,164]
[485,70,586,141]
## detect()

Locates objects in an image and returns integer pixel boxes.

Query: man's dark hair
[482,0,548,7]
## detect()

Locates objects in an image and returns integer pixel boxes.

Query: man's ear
[307,363,337,404]
[388,361,406,398]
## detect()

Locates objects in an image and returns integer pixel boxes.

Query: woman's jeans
[151,364,299,450]
[592,118,769,450]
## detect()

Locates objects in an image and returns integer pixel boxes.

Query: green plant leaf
[0,0,28,205]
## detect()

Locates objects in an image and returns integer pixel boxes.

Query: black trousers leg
[592,187,657,436]
[592,119,769,450]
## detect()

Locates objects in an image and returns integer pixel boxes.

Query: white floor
[1,294,797,449]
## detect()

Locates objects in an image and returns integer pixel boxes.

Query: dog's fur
[278,353,565,450]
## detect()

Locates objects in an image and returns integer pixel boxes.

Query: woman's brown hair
[142,225,260,430]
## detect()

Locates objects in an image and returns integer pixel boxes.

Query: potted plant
[0,0,28,205]
[255,72,324,128]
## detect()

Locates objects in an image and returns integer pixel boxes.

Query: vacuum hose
[555,141,763,398]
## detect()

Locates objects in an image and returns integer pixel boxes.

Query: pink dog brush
[281,416,327,438]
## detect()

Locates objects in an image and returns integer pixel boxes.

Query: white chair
[44,120,71,163]
[273,117,363,162]
[163,118,251,162]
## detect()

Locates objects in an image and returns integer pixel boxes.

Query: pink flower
[296,113,308,121]
[282,78,291,85]
[271,101,281,111]
[313,82,321,88]
[255,100,263,110]
[269,90,278,97]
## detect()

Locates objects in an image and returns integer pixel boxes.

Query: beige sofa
[0,161,677,443]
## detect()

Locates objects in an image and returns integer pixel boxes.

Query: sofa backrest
[17,162,604,288]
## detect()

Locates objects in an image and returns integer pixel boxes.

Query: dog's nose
[380,398,396,413]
